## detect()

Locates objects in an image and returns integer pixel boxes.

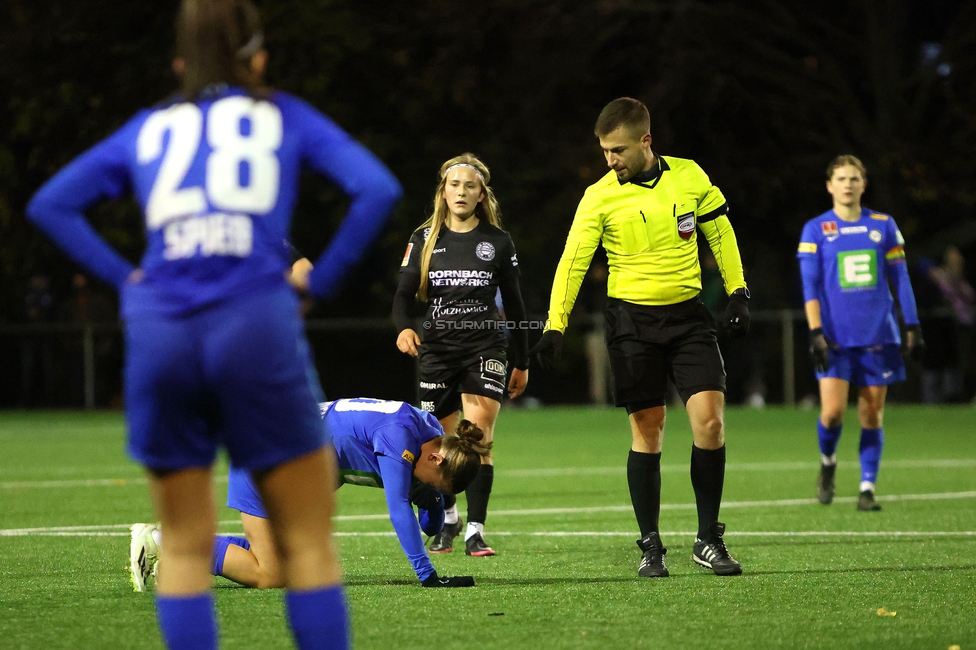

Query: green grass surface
[1,406,975,649]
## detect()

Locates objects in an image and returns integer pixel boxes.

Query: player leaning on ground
[393,153,529,557]
[529,97,750,578]
[26,1,402,648]
[798,155,924,512]
[132,398,489,590]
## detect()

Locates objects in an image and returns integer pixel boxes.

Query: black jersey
[400,220,520,358]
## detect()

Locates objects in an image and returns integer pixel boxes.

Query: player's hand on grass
[396,328,421,357]
[409,478,443,511]
[527,330,563,370]
[508,367,528,398]
[422,572,475,588]
[904,325,926,364]
[809,327,830,372]
[725,288,750,339]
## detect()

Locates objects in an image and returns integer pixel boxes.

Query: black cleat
[817,463,836,505]
[636,532,669,578]
[428,517,463,554]
[464,532,496,557]
[857,490,883,511]
[692,522,742,576]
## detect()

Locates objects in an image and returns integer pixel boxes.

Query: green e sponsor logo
[838,250,877,288]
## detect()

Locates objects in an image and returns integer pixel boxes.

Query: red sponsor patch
[677,212,696,241]
[822,221,838,236]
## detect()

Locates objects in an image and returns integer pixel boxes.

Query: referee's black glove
[904,324,926,364]
[421,572,475,588]
[809,327,831,372]
[724,289,751,339]
[527,330,563,370]
[409,477,443,511]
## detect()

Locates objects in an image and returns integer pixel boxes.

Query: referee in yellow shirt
[530,97,750,577]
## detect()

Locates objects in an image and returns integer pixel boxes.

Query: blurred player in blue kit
[26,1,401,648]
[133,399,488,590]
[797,155,924,512]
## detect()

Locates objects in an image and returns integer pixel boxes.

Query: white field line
[3,530,976,539]
[3,490,975,537]
[3,458,974,490]
[505,458,976,478]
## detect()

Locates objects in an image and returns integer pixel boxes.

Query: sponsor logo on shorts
[419,381,448,389]
[401,449,415,463]
[476,241,495,261]
[484,383,504,394]
[676,212,695,240]
[482,358,506,376]
[420,401,436,412]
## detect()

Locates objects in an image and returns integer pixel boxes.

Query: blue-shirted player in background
[134,398,489,589]
[797,155,924,512]
[25,1,401,648]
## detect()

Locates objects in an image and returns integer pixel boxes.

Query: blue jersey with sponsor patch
[27,87,401,318]
[324,398,444,486]
[797,207,918,347]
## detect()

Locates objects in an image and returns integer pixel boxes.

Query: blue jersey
[27,87,402,318]
[797,208,919,348]
[227,398,444,581]
[323,398,444,487]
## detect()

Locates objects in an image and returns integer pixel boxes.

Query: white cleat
[129,523,160,592]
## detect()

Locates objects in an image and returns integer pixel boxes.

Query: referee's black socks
[465,464,494,526]
[690,445,726,540]
[627,450,662,537]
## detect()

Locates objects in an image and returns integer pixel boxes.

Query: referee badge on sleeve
[676,211,696,240]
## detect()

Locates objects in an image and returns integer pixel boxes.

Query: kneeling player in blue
[133,399,489,588]
[797,156,924,511]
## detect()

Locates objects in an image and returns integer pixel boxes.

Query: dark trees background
[2,0,975,403]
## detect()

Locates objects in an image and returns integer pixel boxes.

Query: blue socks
[286,585,350,650]
[211,535,251,576]
[156,593,217,650]
[859,427,884,484]
[817,421,842,458]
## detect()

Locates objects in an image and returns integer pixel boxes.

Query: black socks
[464,464,494,525]
[627,450,662,537]
[690,445,726,540]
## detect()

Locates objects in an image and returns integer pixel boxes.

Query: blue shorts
[124,285,327,471]
[815,344,906,386]
[227,438,336,519]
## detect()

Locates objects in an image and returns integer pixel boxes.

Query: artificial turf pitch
[1,406,974,649]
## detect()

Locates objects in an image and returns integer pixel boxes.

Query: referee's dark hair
[176,0,264,99]
[594,97,650,138]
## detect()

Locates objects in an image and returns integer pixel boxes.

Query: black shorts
[604,297,725,412]
[418,350,508,419]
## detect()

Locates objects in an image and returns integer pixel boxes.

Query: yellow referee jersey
[546,155,746,332]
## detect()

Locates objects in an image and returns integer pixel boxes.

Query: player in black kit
[393,153,529,556]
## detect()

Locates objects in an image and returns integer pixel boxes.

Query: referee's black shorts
[604,296,726,412]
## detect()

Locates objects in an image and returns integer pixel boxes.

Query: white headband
[443,163,486,184]
[237,31,264,60]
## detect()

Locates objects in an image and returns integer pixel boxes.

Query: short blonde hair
[826,154,867,180]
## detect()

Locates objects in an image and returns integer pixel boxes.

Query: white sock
[821,454,837,466]
[859,481,876,493]
[464,521,484,541]
[444,505,459,526]
[151,528,163,546]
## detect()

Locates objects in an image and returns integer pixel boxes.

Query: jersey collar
[623,154,669,189]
